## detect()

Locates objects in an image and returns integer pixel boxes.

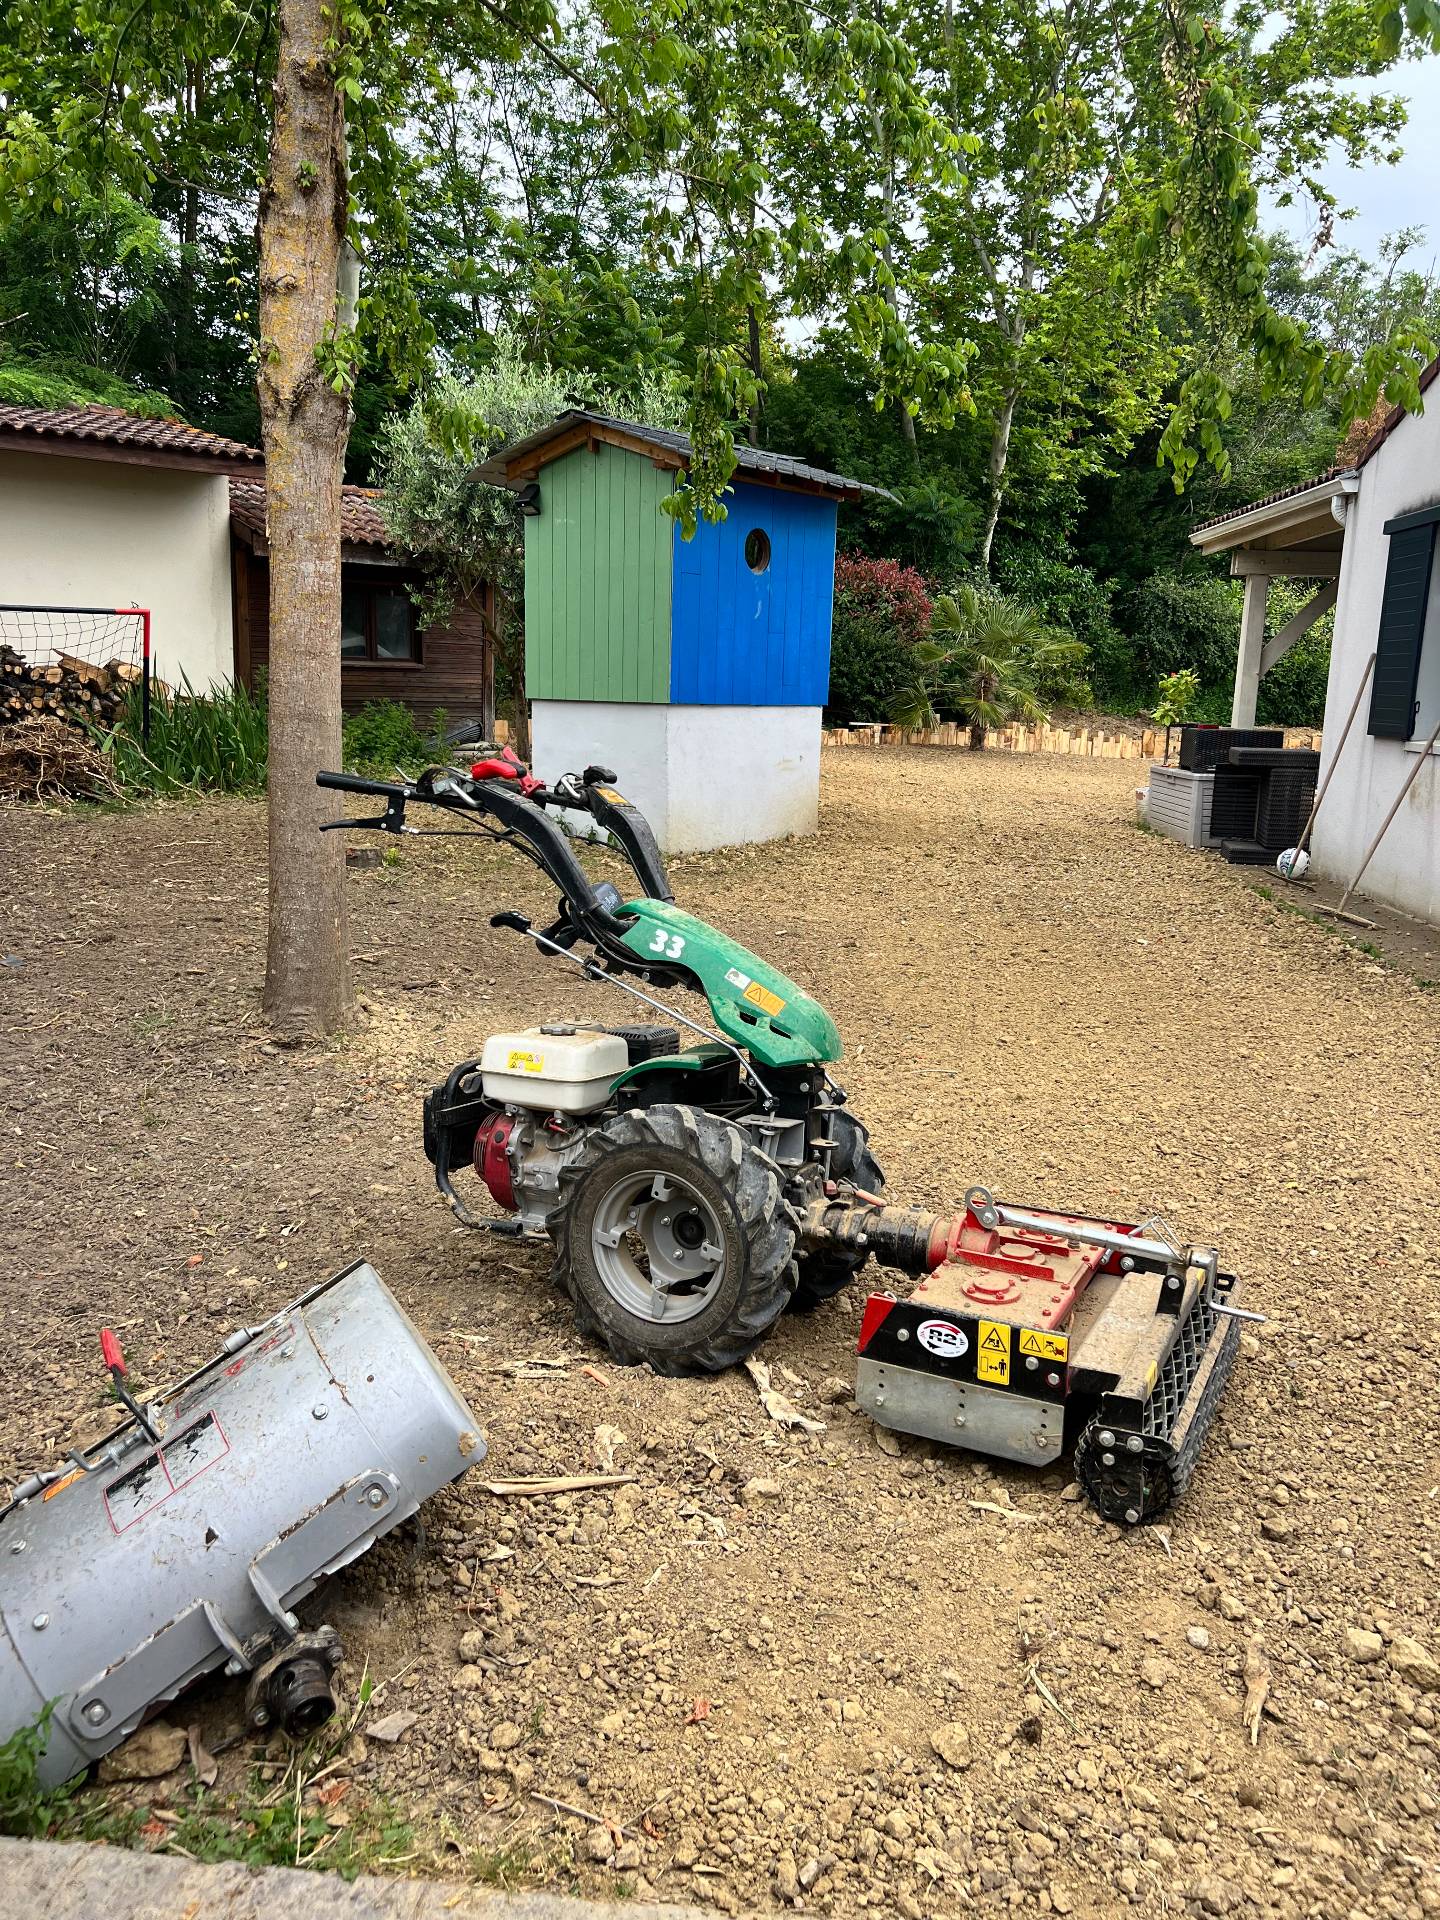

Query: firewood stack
[0,645,139,731]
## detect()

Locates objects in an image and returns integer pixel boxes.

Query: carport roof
[1190,467,1358,557]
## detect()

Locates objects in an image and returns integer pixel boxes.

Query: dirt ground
[4,748,1440,1920]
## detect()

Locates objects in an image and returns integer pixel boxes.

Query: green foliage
[1106,571,1242,710]
[891,584,1088,745]
[0,352,178,416]
[0,1689,413,1876]
[0,1705,66,1839]
[375,345,580,623]
[166,1790,414,1878]
[827,621,917,726]
[342,701,449,775]
[1153,668,1201,728]
[989,542,1114,699]
[1254,578,1335,726]
[1,0,1438,725]
[98,679,270,796]
[1257,629,1330,728]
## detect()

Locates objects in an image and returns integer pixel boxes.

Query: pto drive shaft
[798,1197,955,1274]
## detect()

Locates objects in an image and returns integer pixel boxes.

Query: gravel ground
[3,747,1439,1920]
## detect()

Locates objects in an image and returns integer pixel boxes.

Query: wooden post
[1232,571,1269,726]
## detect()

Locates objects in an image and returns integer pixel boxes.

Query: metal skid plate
[856,1355,1064,1467]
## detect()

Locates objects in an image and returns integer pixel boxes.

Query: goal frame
[0,603,152,740]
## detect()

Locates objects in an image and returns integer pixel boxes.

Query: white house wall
[0,453,234,690]
[1313,401,1440,923]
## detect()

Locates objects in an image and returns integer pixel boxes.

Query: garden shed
[477,413,877,850]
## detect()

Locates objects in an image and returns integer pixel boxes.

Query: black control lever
[582,764,618,784]
[490,910,533,934]
[319,796,407,833]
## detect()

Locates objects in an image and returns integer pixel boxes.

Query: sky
[1267,55,1440,271]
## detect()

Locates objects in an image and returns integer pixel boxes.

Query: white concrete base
[529,701,822,852]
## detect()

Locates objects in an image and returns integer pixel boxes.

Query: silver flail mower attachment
[840,1187,1256,1523]
[0,1262,484,1785]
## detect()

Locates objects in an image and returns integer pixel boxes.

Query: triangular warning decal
[980,1326,1007,1351]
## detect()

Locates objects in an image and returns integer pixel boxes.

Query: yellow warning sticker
[506,1049,546,1074]
[743,980,787,1018]
[1017,1328,1069,1363]
[977,1319,1011,1386]
[595,787,628,806]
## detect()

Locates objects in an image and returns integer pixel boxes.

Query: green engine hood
[617,900,841,1069]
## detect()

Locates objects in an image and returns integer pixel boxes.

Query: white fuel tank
[481,1025,629,1114]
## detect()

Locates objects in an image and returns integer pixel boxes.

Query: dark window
[341,582,418,664]
[1369,517,1438,739]
[744,528,771,575]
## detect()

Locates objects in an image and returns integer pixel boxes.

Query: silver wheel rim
[590,1170,727,1323]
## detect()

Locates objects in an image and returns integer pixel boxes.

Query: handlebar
[313,762,674,976]
[316,771,409,799]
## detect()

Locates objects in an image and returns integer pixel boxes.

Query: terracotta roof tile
[229,478,393,550]
[0,401,263,465]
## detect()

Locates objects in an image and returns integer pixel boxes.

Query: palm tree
[889,583,1087,749]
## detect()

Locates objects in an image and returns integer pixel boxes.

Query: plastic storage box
[1145,767,1215,848]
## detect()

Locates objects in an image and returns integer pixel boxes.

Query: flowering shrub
[827,554,933,723]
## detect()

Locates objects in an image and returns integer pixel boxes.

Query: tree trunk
[978,382,1019,575]
[494,595,530,762]
[174,62,203,405]
[968,718,986,751]
[873,108,919,468]
[257,0,351,1038]
[747,302,763,447]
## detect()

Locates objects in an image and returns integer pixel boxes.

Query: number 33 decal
[648,928,687,959]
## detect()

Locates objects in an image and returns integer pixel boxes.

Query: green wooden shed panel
[524,443,672,702]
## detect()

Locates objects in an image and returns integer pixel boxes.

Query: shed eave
[472,411,877,502]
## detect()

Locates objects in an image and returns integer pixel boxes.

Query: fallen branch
[968,1499,1039,1523]
[530,1791,639,1838]
[483,1473,636,1496]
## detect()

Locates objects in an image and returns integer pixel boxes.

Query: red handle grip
[100,1328,125,1375]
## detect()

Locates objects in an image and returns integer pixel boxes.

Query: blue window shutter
[1368,521,1437,739]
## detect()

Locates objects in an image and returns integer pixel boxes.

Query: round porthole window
[744,528,772,574]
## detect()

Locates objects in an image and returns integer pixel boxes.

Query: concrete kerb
[1,1836,779,1920]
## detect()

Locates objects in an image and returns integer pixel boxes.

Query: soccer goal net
[0,604,152,739]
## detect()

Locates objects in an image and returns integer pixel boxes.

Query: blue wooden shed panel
[669,481,837,706]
